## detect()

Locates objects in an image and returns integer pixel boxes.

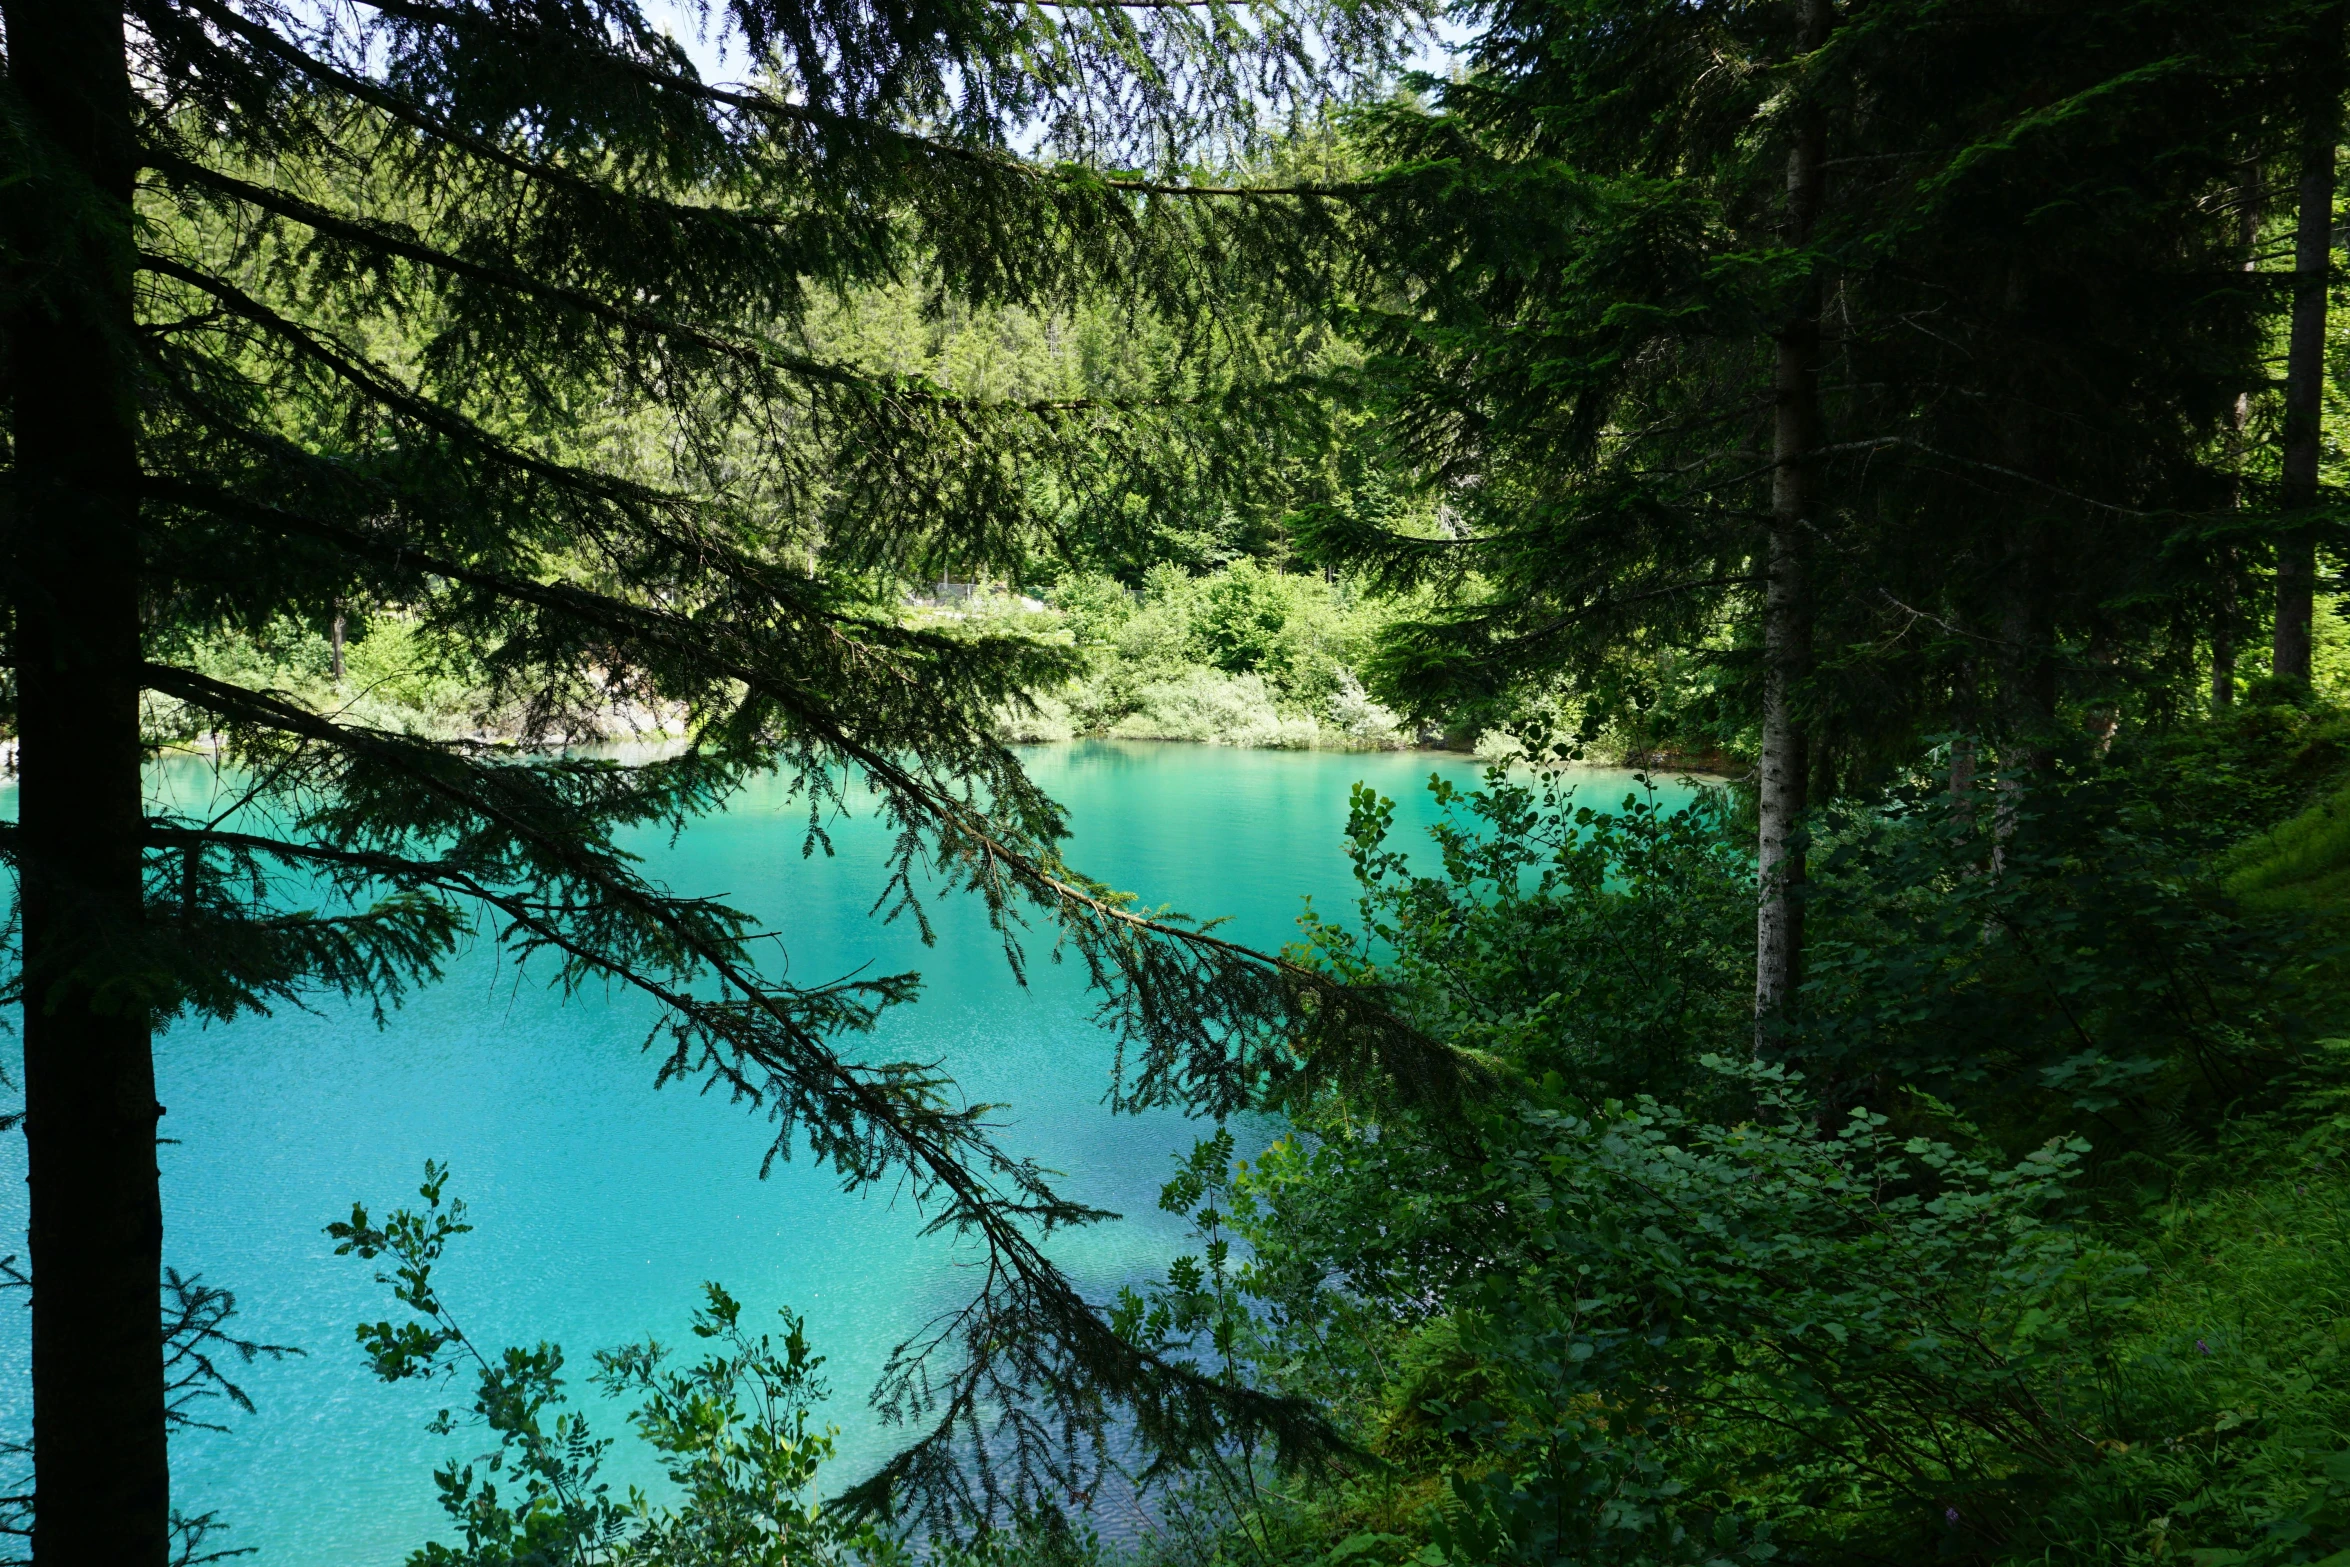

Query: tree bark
[1756,0,1830,1053]
[1999,533,2057,750]
[2218,174,2260,709]
[2,2,170,1563]
[2214,559,2240,707]
[2275,7,2343,687]
[1993,524,2055,869]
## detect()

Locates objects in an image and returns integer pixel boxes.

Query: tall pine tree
[2272,2,2344,686]
[0,1,1450,1559]
[1312,0,2291,1019]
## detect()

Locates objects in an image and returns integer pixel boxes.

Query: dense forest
[16,0,2350,1564]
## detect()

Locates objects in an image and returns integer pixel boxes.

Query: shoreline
[0,731,1736,781]
[0,701,1740,783]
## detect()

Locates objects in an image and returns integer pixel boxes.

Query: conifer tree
[1314,0,2289,1020]
[0,2,1446,1560]
[1757,0,1830,1045]
[2272,2,2344,687]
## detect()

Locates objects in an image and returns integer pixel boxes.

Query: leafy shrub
[1096,736,2350,1567]
[1796,765,2344,1172]
[1326,674,1407,750]
[1295,752,1754,1107]
[332,1164,881,1567]
[2114,696,2350,854]
[1108,671,1321,748]
[1124,1064,2156,1567]
[1046,564,1402,749]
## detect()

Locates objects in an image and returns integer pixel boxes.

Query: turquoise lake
[0,742,1694,1564]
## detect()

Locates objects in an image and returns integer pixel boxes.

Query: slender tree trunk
[1808,720,1836,808]
[2275,8,2343,686]
[2,3,170,1563]
[2214,561,2239,707]
[331,610,347,684]
[1756,0,1830,1052]
[2084,626,2120,755]
[1990,245,2058,854]
[2002,536,2058,749]
[2218,176,2260,708]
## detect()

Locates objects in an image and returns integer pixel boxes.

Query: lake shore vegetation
[27,0,2350,1565]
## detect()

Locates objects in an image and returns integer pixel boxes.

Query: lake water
[0,742,1695,1564]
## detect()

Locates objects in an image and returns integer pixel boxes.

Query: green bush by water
[1033,562,1417,750]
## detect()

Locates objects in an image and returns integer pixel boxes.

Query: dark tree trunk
[2275,8,2343,686]
[2,2,170,1563]
[1756,0,1830,1052]
[1998,528,2057,755]
[1992,245,2057,798]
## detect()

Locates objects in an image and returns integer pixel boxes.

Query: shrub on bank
[1041,563,1414,750]
[1107,670,1322,747]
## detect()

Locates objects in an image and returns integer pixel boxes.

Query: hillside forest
[22,2,2350,1567]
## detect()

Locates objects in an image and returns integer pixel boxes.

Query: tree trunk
[1756,0,1830,1053]
[331,610,347,684]
[2214,559,2239,707]
[2275,8,2343,687]
[2218,175,2260,709]
[1991,244,2057,846]
[2,2,170,1563]
[1992,523,2055,870]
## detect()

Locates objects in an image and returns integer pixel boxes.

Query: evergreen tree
[2272,2,2344,686]
[0,1,1450,1560]
[1312,0,2294,1024]
[1757,0,1830,1044]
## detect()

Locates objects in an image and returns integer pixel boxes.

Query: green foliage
[2225,785,2350,912]
[0,0,1484,1536]
[1127,1070,2350,1567]
[1402,1067,2129,1567]
[1795,766,2339,1163]
[1295,750,1752,1105]
[1114,1129,1256,1386]
[333,1165,877,1567]
[2120,698,2350,854]
[1134,1065,2144,1566]
[1087,727,2350,1567]
[166,614,498,742]
[2109,1169,2350,1565]
[2192,695,2350,913]
[1307,0,2311,796]
[1045,563,1415,748]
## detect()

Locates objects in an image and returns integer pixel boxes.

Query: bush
[333,1164,874,1567]
[1295,751,1753,1106]
[1107,670,1323,747]
[1042,563,1407,748]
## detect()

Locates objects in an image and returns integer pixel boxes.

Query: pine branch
[140,251,702,512]
[146,152,1135,412]
[134,787,1362,1526]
